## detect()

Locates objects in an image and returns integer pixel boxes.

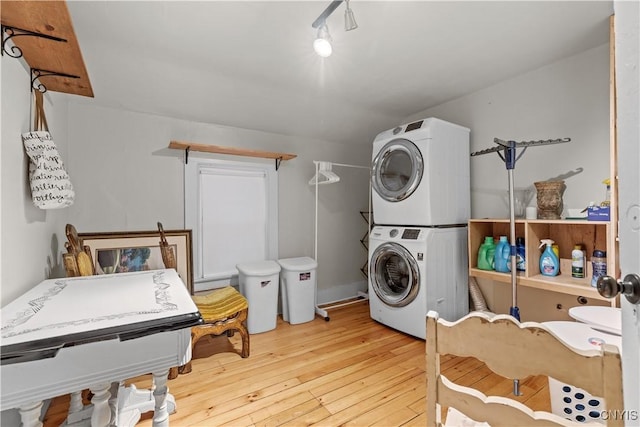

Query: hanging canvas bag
[22,91,75,209]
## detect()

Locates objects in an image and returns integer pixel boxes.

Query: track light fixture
[311,0,358,57]
[344,0,358,31]
[313,24,333,58]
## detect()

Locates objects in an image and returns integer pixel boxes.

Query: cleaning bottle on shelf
[539,239,560,277]
[516,237,526,272]
[487,239,497,270]
[571,244,586,279]
[477,236,496,271]
[494,235,511,273]
[601,178,611,207]
[552,243,561,274]
[591,250,607,287]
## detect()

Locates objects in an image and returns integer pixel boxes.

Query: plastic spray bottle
[539,239,560,277]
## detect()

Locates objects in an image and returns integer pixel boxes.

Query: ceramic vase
[534,180,565,220]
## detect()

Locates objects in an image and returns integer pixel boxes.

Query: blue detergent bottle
[494,236,511,273]
[539,239,560,276]
[516,237,526,272]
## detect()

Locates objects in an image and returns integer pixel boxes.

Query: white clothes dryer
[371,117,470,227]
[368,225,469,339]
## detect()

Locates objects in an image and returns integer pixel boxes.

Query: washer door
[370,242,420,307]
[372,139,423,202]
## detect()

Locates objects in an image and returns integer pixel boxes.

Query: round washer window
[372,139,423,202]
[369,242,420,307]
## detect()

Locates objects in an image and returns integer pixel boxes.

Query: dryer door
[369,242,420,307]
[372,139,423,202]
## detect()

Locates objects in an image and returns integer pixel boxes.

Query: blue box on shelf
[587,205,610,221]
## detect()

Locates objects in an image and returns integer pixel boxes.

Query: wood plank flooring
[42,301,550,426]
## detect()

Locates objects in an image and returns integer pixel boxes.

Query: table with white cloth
[1,269,202,427]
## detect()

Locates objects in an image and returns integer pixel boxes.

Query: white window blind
[185,158,278,292]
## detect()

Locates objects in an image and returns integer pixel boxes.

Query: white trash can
[236,260,281,334]
[277,257,318,324]
[543,321,622,424]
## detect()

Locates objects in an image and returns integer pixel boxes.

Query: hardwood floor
[43,301,550,426]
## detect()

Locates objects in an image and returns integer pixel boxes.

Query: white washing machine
[368,225,469,339]
[371,117,470,227]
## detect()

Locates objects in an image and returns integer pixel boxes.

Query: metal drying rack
[471,136,571,396]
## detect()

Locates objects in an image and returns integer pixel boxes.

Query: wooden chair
[426,310,624,427]
[157,222,250,376]
[62,224,96,277]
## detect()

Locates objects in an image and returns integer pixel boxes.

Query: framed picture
[78,229,193,293]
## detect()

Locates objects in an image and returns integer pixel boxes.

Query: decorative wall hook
[31,68,80,93]
[1,25,67,58]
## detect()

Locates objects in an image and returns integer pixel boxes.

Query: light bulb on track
[313,24,332,57]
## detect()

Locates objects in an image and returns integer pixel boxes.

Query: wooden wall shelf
[1,1,93,97]
[169,141,297,169]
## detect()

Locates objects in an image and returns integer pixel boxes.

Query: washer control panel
[401,229,421,240]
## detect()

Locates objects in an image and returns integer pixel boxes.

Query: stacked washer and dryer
[368,118,471,339]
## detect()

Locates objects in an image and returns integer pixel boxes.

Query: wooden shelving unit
[469,219,617,306]
[470,17,620,312]
[1,1,93,97]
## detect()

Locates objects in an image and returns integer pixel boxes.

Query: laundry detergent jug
[477,236,496,270]
[494,235,511,273]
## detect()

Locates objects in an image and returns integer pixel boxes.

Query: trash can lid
[277,257,318,271]
[543,321,622,354]
[236,260,281,276]
[568,306,621,335]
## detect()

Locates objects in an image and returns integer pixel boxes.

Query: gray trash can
[277,257,318,325]
[236,260,281,334]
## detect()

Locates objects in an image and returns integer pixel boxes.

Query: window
[185,157,278,292]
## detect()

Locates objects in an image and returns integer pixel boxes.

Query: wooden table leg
[152,369,170,427]
[19,401,43,427]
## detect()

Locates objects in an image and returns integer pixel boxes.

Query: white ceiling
[67,1,613,145]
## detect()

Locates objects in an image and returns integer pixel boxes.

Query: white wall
[0,55,70,307]
[0,39,610,310]
[64,103,371,301]
[406,44,610,219]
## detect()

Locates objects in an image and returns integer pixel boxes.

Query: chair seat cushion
[192,286,248,321]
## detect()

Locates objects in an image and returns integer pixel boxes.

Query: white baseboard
[316,280,368,306]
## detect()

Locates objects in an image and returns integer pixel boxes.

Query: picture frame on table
[78,229,193,293]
